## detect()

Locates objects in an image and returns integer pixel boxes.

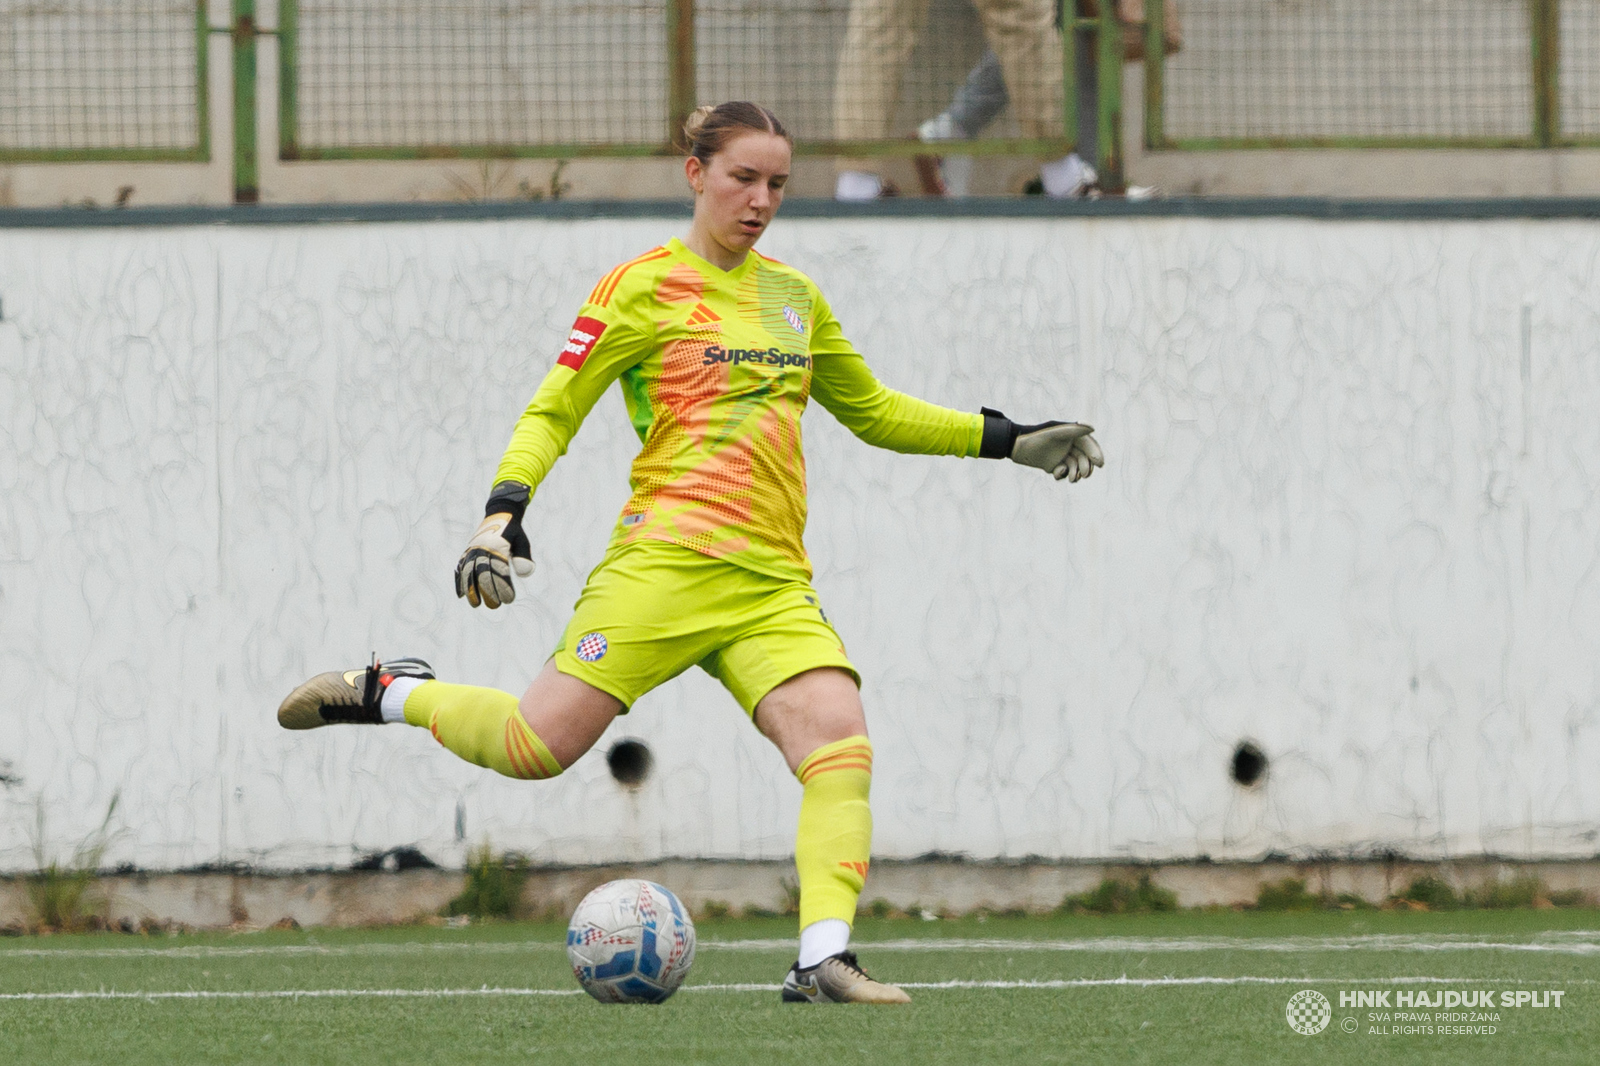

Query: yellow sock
[402,681,561,780]
[793,736,874,930]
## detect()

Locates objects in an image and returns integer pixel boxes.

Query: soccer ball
[566,879,696,1003]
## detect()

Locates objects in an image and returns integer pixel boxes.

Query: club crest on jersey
[575,632,609,662]
[558,316,608,371]
[782,305,807,335]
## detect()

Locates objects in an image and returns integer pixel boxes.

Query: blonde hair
[683,101,792,162]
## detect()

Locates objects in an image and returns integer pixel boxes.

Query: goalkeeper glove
[979,407,1104,482]
[455,481,535,609]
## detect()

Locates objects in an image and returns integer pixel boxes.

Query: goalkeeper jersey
[494,237,983,582]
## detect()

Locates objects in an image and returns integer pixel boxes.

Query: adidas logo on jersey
[686,302,721,326]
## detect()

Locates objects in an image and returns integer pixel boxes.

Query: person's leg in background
[975,0,1096,196]
[834,0,933,200]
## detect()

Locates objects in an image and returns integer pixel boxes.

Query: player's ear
[685,155,704,196]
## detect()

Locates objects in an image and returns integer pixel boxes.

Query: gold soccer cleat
[780,951,911,1005]
[276,656,434,730]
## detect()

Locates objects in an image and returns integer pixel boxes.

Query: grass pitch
[1,910,1595,1065]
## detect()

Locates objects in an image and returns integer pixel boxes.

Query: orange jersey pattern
[494,238,984,581]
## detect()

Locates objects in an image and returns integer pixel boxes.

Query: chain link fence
[1152,0,1600,147]
[1565,0,1600,136]
[280,0,1068,158]
[0,0,207,161]
[3,1,1598,167]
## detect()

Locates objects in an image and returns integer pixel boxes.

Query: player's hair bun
[683,104,717,144]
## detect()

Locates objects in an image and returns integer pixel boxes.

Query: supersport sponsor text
[702,344,811,370]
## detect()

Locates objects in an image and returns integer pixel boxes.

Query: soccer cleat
[276,655,434,730]
[780,951,911,1005]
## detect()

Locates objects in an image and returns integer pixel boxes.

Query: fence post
[1096,0,1124,190]
[1144,0,1164,150]
[278,0,298,159]
[232,0,258,201]
[1531,0,1560,147]
[1063,1,1078,145]
[668,0,696,150]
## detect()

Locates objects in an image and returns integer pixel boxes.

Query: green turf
[1,911,1594,1064]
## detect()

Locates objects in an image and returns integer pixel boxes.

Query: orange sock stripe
[799,746,873,773]
[802,754,872,777]
[508,720,540,780]
[508,716,558,779]
[502,719,534,778]
[796,742,874,785]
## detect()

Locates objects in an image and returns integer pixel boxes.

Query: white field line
[5,933,1600,961]
[704,935,1600,955]
[0,975,1571,1002]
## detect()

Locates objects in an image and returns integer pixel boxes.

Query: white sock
[797,918,851,968]
[834,171,882,201]
[380,677,425,724]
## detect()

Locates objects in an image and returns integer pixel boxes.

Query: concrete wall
[2,212,1600,872]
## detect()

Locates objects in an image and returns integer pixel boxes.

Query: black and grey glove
[979,407,1105,482]
[454,481,535,608]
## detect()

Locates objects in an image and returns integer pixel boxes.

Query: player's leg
[277,656,620,779]
[833,0,931,198]
[704,585,909,1004]
[399,660,621,778]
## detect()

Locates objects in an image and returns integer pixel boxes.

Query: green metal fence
[0,0,209,163]
[6,1,1600,194]
[275,0,1087,164]
[1145,0,1600,150]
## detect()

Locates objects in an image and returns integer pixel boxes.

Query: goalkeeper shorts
[551,539,858,714]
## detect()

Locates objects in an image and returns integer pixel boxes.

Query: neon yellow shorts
[551,539,858,714]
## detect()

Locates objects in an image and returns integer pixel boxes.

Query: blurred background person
[913,0,1182,197]
[833,0,1071,200]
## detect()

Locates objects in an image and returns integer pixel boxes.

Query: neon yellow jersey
[494,237,983,581]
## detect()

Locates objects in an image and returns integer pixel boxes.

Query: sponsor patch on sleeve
[558,315,608,371]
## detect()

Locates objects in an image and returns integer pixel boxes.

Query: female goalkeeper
[278,101,1102,1004]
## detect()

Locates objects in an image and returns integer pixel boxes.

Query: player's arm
[457,307,651,609]
[807,295,1103,480]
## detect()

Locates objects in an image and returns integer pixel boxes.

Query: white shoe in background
[1040,153,1097,199]
[835,171,884,201]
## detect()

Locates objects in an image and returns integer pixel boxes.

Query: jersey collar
[669,236,759,281]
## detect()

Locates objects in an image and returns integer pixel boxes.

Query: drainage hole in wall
[607,738,654,788]
[1230,741,1268,788]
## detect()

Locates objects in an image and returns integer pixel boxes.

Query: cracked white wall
[1,215,1598,871]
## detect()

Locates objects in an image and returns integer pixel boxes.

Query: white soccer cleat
[780,951,911,1005]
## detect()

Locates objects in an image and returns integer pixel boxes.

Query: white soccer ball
[566,879,696,1003]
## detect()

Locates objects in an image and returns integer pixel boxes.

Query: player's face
[686,131,791,261]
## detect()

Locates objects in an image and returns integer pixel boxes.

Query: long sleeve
[492,306,653,491]
[806,291,983,458]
